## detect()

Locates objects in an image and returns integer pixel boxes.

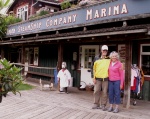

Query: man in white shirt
[57,62,71,94]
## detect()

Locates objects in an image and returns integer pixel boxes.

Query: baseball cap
[101,45,108,50]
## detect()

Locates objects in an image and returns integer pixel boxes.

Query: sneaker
[107,107,113,112]
[97,105,102,109]
[65,92,69,94]
[92,104,99,109]
[102,105,107,111]
[113,108,119,113]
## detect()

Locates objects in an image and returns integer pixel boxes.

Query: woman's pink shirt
[108,61,124,86]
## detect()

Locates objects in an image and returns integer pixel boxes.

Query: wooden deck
[0,82,150,119]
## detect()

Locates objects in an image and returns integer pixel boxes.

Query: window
[25,48,34,65]
[84,48,95,68]
[54,9,57,12]
[17,5,28,21]
[140,44,150,76]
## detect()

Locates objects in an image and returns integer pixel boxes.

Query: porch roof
[1,24,149,45]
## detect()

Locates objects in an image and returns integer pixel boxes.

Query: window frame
[140,44,150,77]
[17,4,28,21]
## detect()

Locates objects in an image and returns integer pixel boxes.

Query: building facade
[1,0,150,107]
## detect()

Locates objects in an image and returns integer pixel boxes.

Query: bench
[27,71,54,78]
[26,71,54,91]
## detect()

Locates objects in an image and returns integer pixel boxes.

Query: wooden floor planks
[0,83,149,119]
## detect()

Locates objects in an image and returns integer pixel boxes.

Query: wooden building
[7,0,62,20]
[1,0,150,108]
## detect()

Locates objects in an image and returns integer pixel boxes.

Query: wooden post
[123,40,132,109]
[1,47,4,59]
[21,45,25,75]
[57,43,63,91]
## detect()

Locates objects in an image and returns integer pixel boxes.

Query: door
[80,45,99,85]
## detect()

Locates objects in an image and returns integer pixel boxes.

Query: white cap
[62,62,67,68]
[101,45,108,50]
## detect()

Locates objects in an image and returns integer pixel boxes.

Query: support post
[123,40,132,109]
[57,43,63,91]
[1,47,4,59]
[21,46,25,75]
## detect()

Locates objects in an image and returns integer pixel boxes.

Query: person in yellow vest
[92,45,110,111]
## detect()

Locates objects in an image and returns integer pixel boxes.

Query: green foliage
[5,15,22,25]
[29,10,49,20]
[0,58,23,103]
[16,83,34,91]
[0,15,22,38]
[0,14,6,38]
[0,0,21,38]
[71,4,78,8]
[38,10,49,16]
[61,0,71,10]
[0,0,11,10]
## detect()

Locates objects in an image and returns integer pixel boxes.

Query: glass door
[80,45,99,85]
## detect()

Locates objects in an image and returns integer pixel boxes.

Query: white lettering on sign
[114,5,119,15]
[121,4,128,14]
[101,8,107,17]
[7,3,128,36]
[86,9,93,20]
[86,4,128,20]
[94,10,100,19]
[46,14,77,27]
[7,28,16,35]
[108,7,111,16]
[18,22,42,33]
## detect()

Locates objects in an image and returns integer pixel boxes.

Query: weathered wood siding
[141,81,150,101]
[29,45,58,81]
[28,44,80,87]
[63,44,80,87]
[132,41,139,64]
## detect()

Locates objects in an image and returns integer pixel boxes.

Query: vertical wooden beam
[1,47,4,59]
[57,43,63,71]
[123,40,132,109]
[57,43,63,91]
[21,45,25,75]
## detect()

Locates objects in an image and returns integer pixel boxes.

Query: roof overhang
[1,26,148,45]
[37,0,60,6]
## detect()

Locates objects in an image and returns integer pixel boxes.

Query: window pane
[141,55,150,75]
[25,11,27,20]
[84,48,96,68]
[142,46,150,52]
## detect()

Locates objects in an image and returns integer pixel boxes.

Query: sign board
[7,0,150,36]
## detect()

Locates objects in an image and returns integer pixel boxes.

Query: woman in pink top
[108,51,123,113]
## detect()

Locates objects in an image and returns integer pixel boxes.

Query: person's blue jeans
[108,80,121,104]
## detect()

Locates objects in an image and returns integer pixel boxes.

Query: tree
[0,14,6,38]
[0,0,22,38]
[0,15,22,38]
[0,0,11,38]
[0,0,11,11]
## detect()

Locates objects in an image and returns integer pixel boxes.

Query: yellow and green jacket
[93,57,110,79]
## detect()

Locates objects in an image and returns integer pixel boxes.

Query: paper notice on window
[118,45,126,63]
[89,57,92,62]
[34,47,39,66]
